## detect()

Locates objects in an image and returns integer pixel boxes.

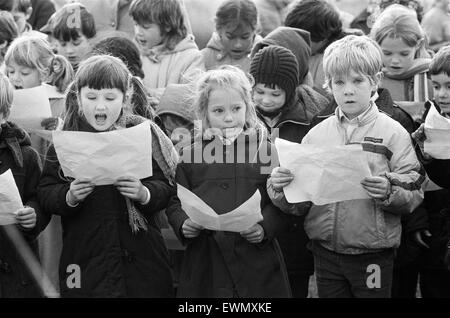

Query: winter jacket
[37,117,175,297]
[166,130,291,298]
[141,34,205,103]
[201,32,261,72]
[269,102,425,254]
[0,121,47,298]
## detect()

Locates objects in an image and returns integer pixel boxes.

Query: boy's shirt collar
[336,100,378,126]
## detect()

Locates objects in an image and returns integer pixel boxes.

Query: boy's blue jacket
[269,102,425,254]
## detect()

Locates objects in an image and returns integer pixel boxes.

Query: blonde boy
[268,35,424,298]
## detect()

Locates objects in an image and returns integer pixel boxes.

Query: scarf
[113,114,179,233]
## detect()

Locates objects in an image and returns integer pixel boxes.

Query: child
[0,10,18,68]
[248,44,329,298]
[268,35,424,298]
[37,55,178,297]
[10,0,32,34]
[201,0,260,72]
[129,0,204,104]
[0,72,49,297]
[410,45,450,297]
[165,65,291,298]
[370,4,433,116]
[251,26,331,119]
[48,3,96,71]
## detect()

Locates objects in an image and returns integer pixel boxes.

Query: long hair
[5,35,74,93]
[0,72,13,118]
[370,4,430,58]
[62,55,153,131]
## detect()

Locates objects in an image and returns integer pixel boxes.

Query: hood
[0,121,32,168]
[156,83,196,124]
[251,26,311,84]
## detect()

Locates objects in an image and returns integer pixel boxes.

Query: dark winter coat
[37,118,175,297]
[166,131,291,298]
[0,121,47,298]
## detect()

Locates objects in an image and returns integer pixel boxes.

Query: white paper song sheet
[53,121,153,185]
[424,102,450,159]
[177,184,263,232]
[10,86,53,131]
[275,138,372,205]
[0,169,23,225]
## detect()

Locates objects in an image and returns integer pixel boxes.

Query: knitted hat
[156,84,196,124]
[250,45,299,104]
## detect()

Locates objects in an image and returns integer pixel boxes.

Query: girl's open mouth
[95,114,107,125]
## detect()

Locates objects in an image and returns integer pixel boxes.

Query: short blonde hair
[193,65,258,131]
[323,35,382,91]
[0,72,14,119]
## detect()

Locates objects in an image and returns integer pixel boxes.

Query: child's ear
[26,7,33,20]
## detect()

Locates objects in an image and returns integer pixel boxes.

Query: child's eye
[233,106,242,112]
[213,108,223,113]
[401,52,410,57]
[334,80,344,85]
[272,93,281,97]
[72,40,81,46]
[383,51,392,56]
[21,72,30,76]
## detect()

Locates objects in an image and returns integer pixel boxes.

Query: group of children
[0,0,449,298]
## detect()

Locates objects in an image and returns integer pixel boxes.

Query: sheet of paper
[53,121,153,185]
[275,138,372,205]
[177,184,263,232]
[424,102,450,159]
[0,169,23,225]
[10,85,53,131]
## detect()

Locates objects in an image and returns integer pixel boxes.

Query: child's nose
[224,112,233,122]
[344,83,354,95]
[234,39,243,49]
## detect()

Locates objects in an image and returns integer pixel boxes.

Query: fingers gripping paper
[177,184,263,232]
[275,138,371,205]
[10,86,53,131]
[0,169,23,225]
[53,121,153,185]
[424,102,450,159]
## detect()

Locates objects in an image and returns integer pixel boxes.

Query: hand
[41,117,59,130]
[15,207,36,229]
[361,176,391,200]
[411,124,432,160]
[67,178,95,206]
[240,223,265,244]
[115,176,148,203]
[413,229,432,249]
[270,167,294,192]
[182,218,204,238]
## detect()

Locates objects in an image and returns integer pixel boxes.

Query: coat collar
[336,100,379,127]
